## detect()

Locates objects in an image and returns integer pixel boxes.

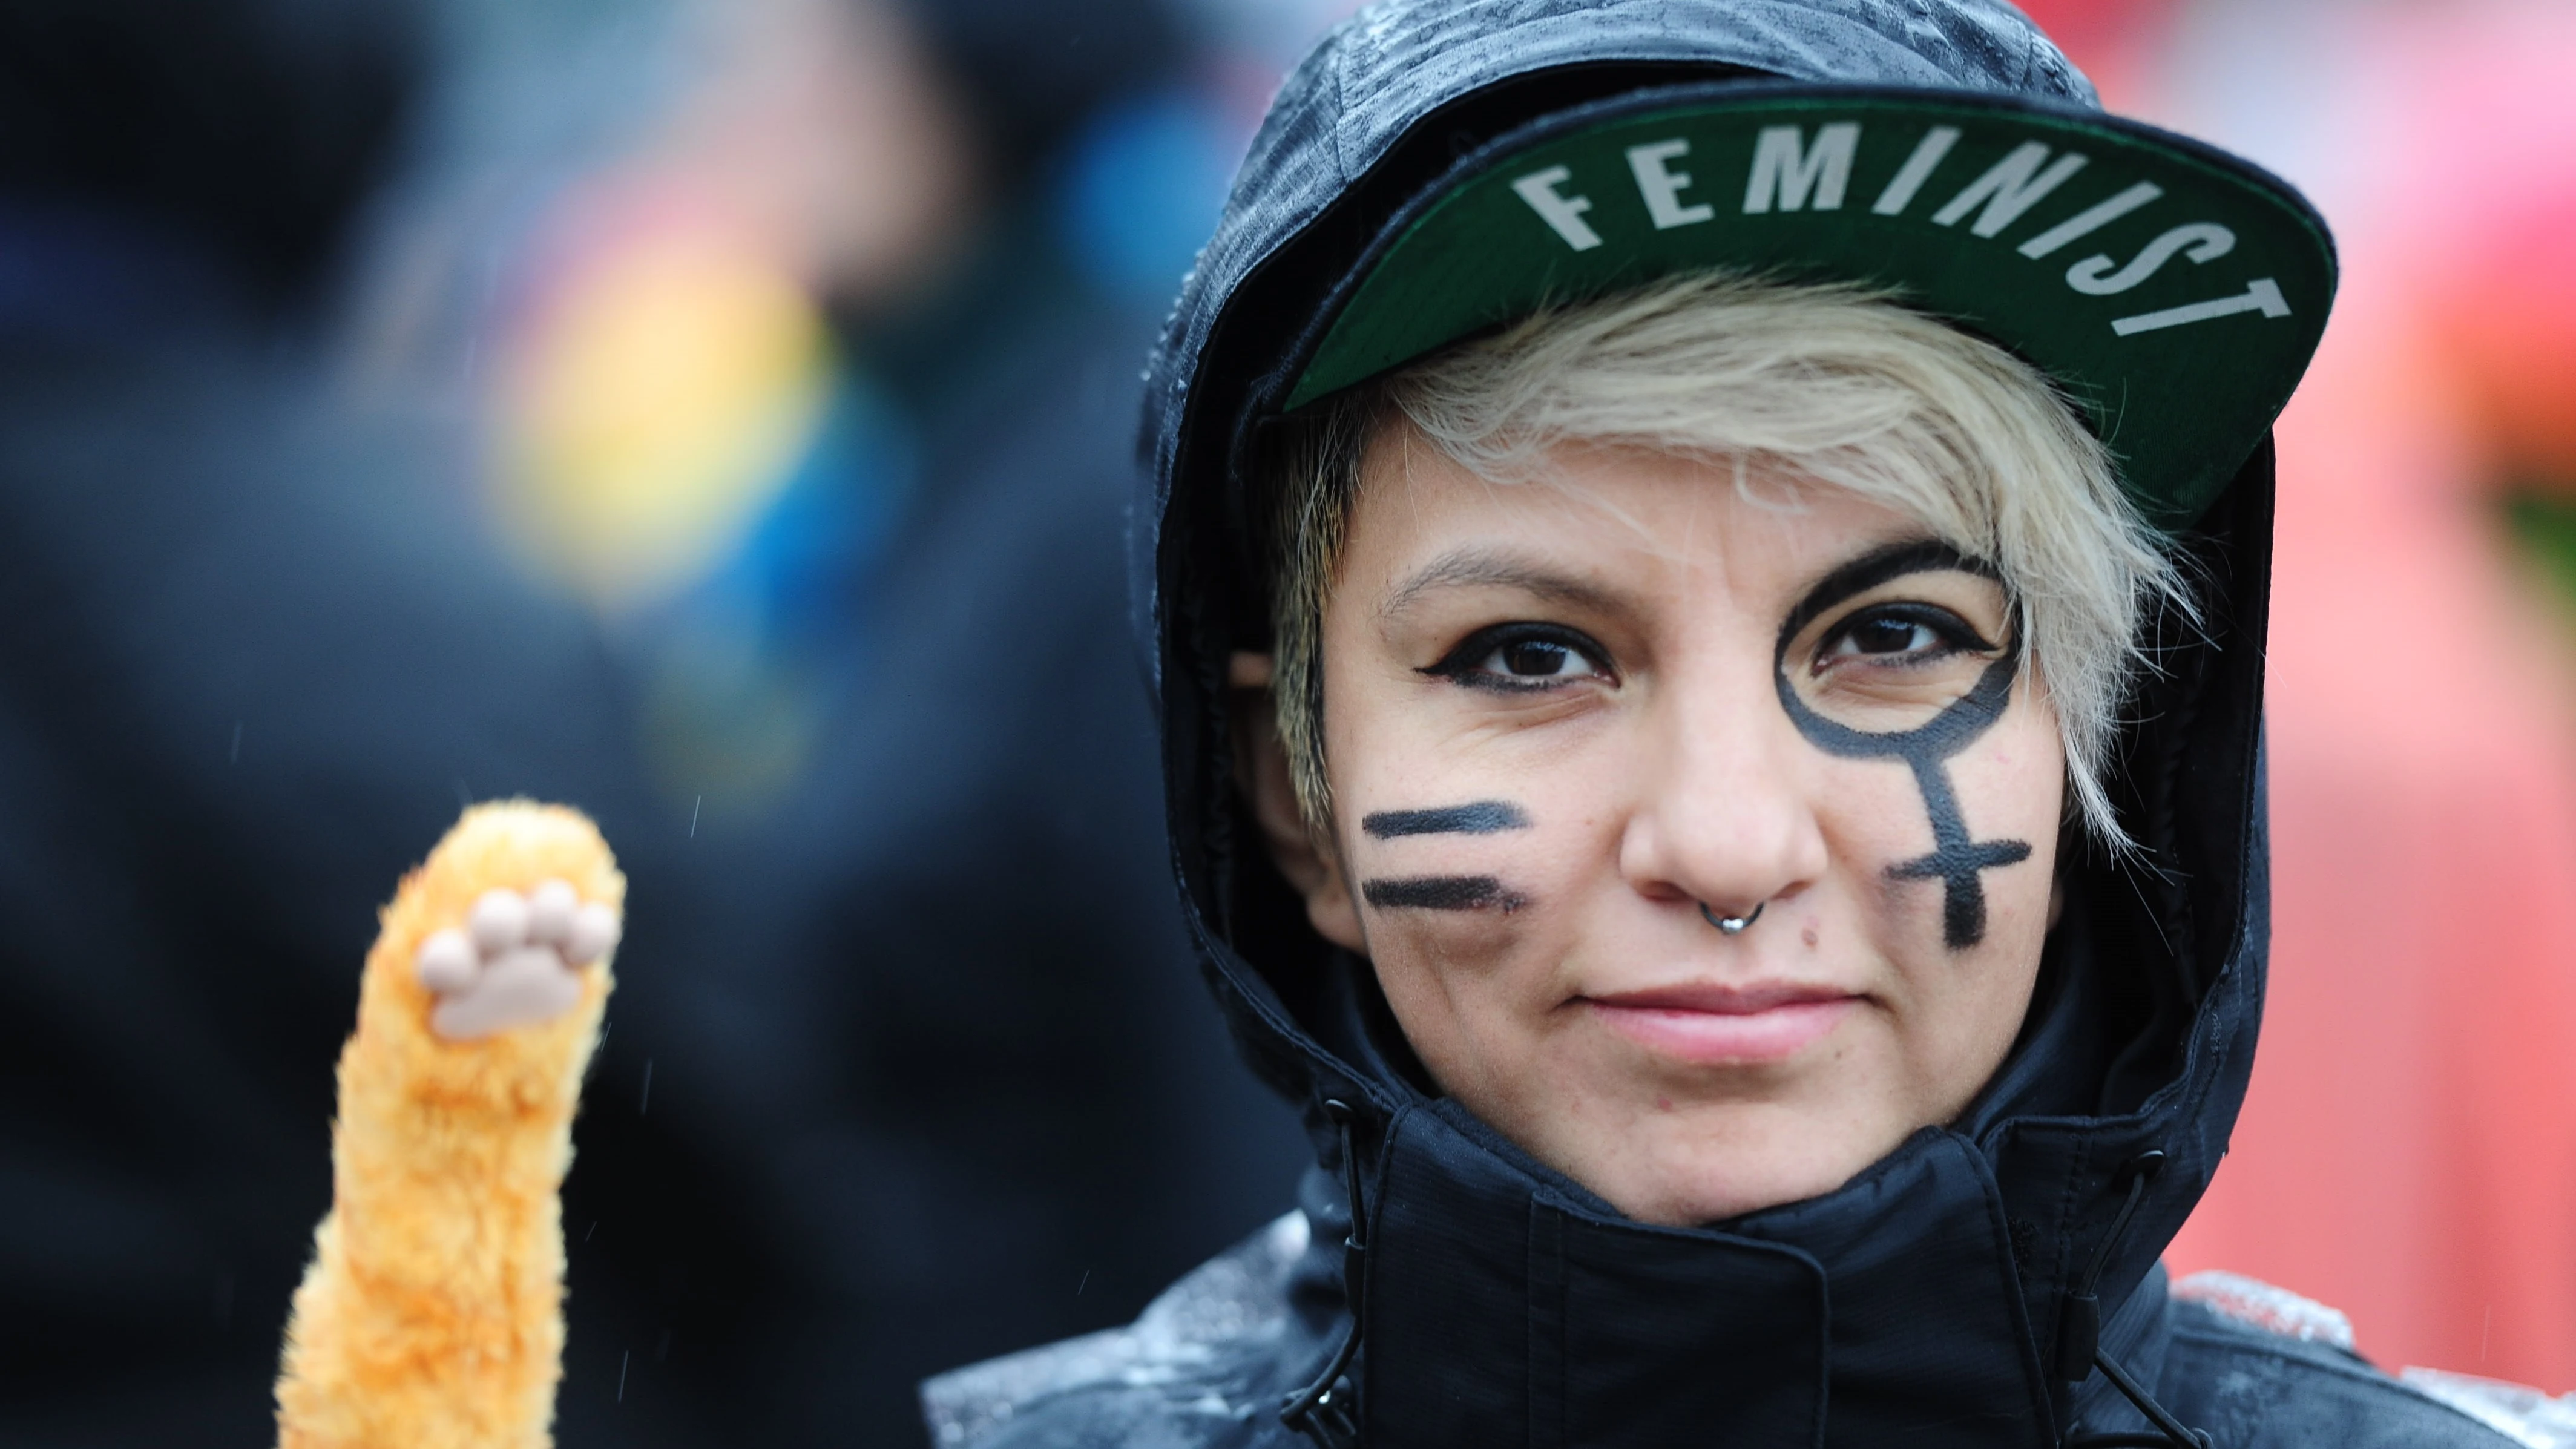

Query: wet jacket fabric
[923,2,2524,1445]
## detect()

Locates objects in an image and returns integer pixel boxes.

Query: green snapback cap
[1286,87,2336,530]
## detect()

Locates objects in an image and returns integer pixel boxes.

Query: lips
[1584,981,1861,1063]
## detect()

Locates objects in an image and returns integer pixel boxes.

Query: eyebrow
[1379,547,1631,622]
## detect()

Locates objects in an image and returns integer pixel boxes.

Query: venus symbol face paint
[1772,540,2035,950]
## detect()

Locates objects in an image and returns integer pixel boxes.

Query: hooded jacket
[923,3,2531,1445]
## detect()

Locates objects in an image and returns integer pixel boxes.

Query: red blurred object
[2159,0,2576,1393]
[2429,172,2576,492]
[2010,0,2172,62]
[2011,0,2177,103]
[2169,330,2576,1390]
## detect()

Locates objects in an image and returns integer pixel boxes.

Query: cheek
[1945,711,2067,882]
[1356,865,1546,1103]
[1813,705,2063,958]
[1859,708,2063,1053]
[1355,818,1591,981]
[1346,810,1610,1096]
[1319,685,1603,1065]
[1957,717,2065,973]
[1815,763,1948,865]
[1330,705,1627,935]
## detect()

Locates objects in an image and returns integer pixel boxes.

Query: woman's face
[1240,427,2065,1226]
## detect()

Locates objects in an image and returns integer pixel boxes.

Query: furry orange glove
[274,801,621,1449]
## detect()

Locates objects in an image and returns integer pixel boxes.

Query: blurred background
[0,0,2568,1444]
[2014,0,2576,1401]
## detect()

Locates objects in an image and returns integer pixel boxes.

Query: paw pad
[415,881,620,1040]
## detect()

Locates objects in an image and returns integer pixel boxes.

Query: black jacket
[924,2,2526,1445]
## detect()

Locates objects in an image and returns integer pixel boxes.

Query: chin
[1590,1114,1900,1227]
[1630,1171,1849,1227]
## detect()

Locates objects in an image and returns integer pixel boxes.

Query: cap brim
[1286,82,2336,530]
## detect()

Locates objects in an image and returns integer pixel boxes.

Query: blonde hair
[1261,271,2189,852]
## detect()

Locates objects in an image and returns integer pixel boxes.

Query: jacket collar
[1364,1102,2057,1445]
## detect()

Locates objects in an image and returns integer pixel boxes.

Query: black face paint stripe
[1773,539,2032,951]
[1884,761,2036,948]
[1362,801,1531,838]
[1361,876,1528,912]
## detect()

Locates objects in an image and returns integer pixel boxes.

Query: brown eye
[1425,623,1612,692]
[1840,616,1938,657]
[1498,639,1582,677]
[1816,603,1988,670]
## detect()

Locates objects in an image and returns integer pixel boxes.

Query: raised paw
[414,879,621,1040]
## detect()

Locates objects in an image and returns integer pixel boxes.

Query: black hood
[1134,3,2284,1442]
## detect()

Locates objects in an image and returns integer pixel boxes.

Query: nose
[1616,658,1829,921]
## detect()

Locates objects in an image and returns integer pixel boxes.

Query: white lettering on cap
[1934,142,2089,237]
[2067,222,2235,295]
[1512,166,1603,250]
[2019,181,2164,259]
[2112,277,2291,335]
[1743,123,1860,214]
[1625,140,1715,229]
[1871,125,1961,215]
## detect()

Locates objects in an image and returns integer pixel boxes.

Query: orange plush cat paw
[365,800,622,1070]
[415,876,621,1039]
[275,801,622,1449]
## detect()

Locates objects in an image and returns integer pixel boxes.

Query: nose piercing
[1700,901,1764,935]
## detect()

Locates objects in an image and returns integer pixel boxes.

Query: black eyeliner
[1419,622,1609,691]
[1774,539,2002,659]
[1816,601,1999,669]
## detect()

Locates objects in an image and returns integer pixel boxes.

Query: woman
[925,1,2529,1445]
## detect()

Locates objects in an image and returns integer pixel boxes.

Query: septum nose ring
[1700,901,1764,935]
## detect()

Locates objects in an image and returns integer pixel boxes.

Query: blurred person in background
[0,0,1306,1444]
[441,0,1313,1439]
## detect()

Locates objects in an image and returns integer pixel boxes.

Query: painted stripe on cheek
[1361,801,1531,838]
[1361,875,1529,912]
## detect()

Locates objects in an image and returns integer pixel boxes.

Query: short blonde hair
[1261,271,2189,852]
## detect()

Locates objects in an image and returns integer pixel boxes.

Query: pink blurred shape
[2161,0,2576,1394]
